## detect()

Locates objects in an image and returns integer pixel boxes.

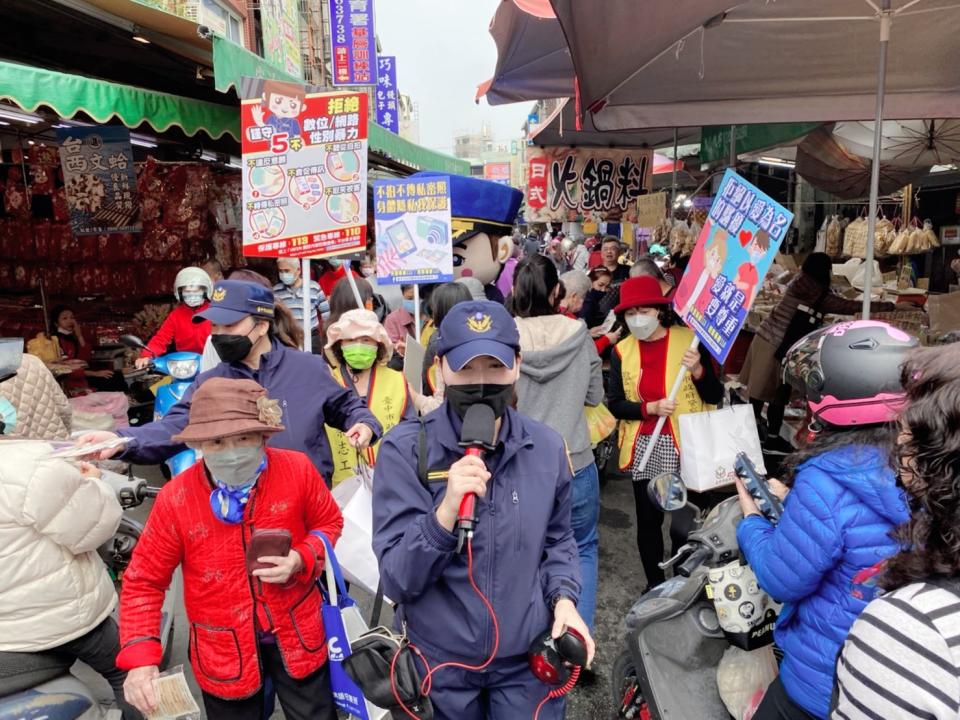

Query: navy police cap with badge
[409,172,522,240]
[194,280,276,325]
[435,300,521,371]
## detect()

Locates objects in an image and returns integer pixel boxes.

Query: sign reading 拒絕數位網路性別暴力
[240,78,368,259]
[673,170,794,364]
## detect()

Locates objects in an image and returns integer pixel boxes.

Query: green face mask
[342,342,378,370]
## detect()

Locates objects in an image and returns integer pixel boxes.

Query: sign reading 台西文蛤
[240,77,368,259]
[329,0,376,86]
[57,126,141,236]
[673,170,794,364]
[374,177,453,286]
[525,147,653,223]
[376,55,399,134]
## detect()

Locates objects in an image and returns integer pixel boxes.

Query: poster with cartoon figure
[674,170,794,364]
[241,77,368,259]
[374,177,453,285]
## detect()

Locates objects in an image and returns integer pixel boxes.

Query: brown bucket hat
[171,377,284,444]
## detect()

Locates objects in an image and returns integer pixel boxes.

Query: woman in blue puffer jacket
[736,321,916,720]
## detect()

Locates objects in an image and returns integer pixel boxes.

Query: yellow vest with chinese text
[325,364,409,486]
[614,326,713,471]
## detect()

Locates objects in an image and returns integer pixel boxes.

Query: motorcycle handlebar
[677,546,712,578]
[137,485,162,500]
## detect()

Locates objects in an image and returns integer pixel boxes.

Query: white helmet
[173,266,213,301]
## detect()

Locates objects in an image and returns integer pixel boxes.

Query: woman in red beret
[607,276,724,591]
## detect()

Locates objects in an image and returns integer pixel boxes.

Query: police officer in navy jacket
[373,300,595,719]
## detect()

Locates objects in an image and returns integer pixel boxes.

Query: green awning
[0,60,239,141]
[212,36,302,93]
[369,123,469,176]
[210,39,467,175]
[700,123,821,164]
[0,58,469,174]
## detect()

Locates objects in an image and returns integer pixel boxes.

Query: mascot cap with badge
[409,172,522,301]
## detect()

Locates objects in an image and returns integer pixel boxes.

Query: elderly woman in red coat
[117,377,343,720]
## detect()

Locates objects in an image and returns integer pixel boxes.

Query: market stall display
[0,150,242,342]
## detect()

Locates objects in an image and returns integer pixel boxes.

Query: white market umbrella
[832,119,960,167]
[549,0,960,315]
[795,125,935,200]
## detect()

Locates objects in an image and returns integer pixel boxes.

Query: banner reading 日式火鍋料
[524,147,653,223]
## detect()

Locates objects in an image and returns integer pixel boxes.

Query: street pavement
[78,465,646,719]
[567,472,645,720]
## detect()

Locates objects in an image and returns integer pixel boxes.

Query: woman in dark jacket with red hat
[118,377,343,720]
[607,276,724,590]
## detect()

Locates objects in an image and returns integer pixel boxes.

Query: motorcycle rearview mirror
[647,471,688,512]
[119,334,148,351]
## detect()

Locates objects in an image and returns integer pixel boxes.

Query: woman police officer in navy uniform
[373,300,595,719]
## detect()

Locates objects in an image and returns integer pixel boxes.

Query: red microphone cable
[389,537,501,719]
[533,667,581,720]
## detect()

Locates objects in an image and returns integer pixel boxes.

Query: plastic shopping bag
[312,531,388,720]
[331,464,381,595]
[678,405,766,492]
[717,645,779,720]
[584,402,616,445]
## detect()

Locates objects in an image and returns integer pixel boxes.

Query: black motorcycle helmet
[782,320,918,427]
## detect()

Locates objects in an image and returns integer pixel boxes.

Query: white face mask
[626,313,660,340]
[182,291,205,308]
[278,271,297,286]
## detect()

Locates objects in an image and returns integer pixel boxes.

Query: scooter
[612,466,780,720]
[119,335,200,478]
[0,468,177,720]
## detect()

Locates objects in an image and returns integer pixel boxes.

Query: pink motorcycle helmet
[782,320,918,427]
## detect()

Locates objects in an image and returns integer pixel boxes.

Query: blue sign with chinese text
[374,177,453,285]
[376,55,399,134]
[329,0,376,86]
[673,170,794,364]
[56,126,141,236]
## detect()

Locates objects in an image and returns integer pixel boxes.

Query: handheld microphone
[456,403,497,553]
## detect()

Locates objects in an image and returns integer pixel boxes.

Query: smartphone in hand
[246,529,292,573]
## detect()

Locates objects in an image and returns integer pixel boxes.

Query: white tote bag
[331,464,381,595]
[678,405,767,493]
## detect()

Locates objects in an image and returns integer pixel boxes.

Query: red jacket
[318,266,358,298]
[117,448,343,699]
[141,303,211,358]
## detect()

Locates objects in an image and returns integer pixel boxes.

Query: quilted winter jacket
[0,440,121,651]
[0,354,71,439]
[737,445,908,719]
[117,448,343,700]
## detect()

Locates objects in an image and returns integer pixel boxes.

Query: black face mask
[446,383,513,421]
[211,331,254,364]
